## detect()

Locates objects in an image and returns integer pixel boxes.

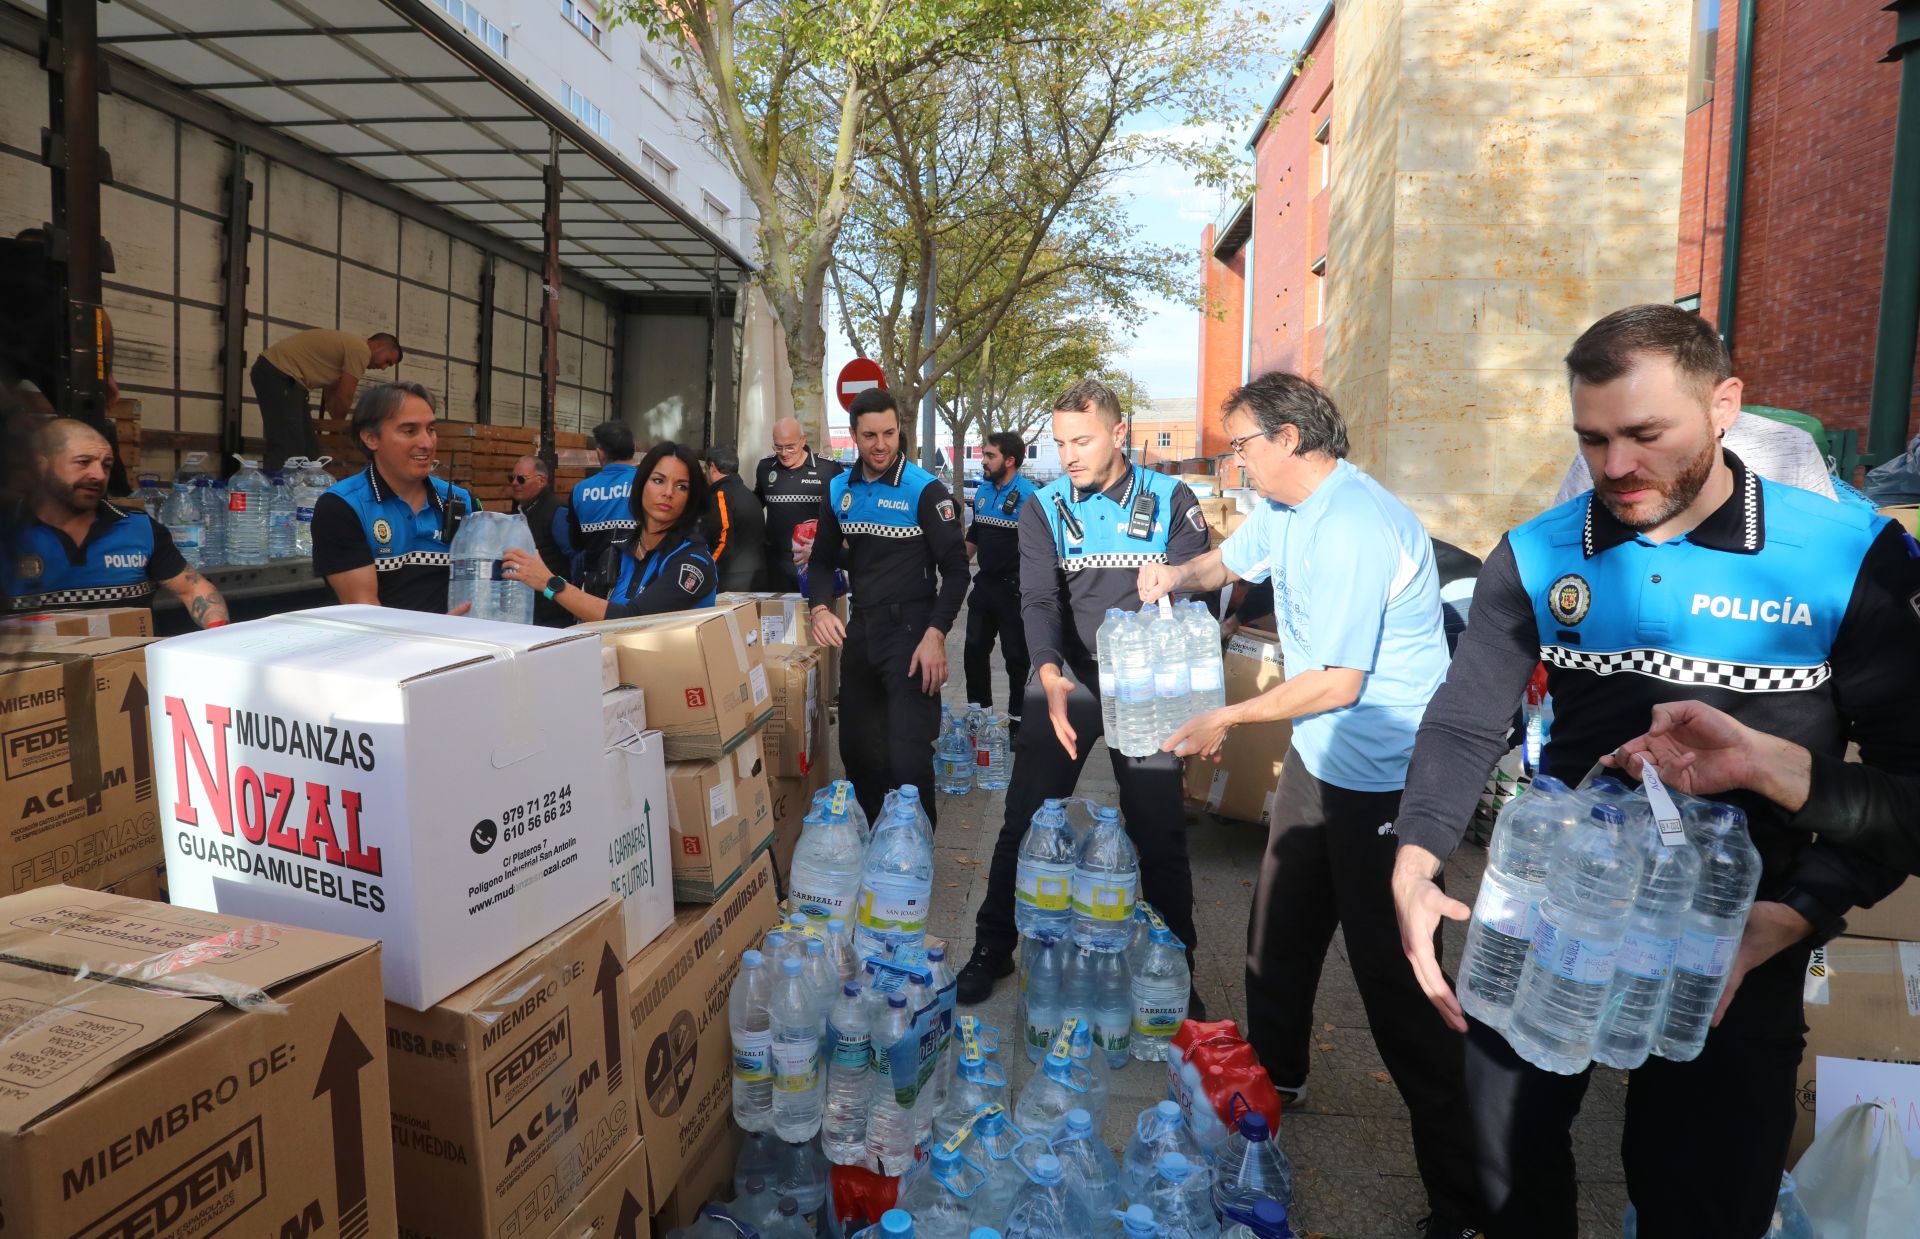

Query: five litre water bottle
[1072,808,1139,951]
[1096,608,1127,737]
[449,510,538,624]
[1149,598,1193,743]
[1147,1154,1219,1239]
[730,949,775,1131]
[966,1105,1030,1220]
[789,793,867,922]
[267,469,296,558]
[199,477,228,565]
[900,1143,988,1239]
[1222,1200,1294,1239]
[938,1049,1010,1139]
[868,993,918,1176]
[854,803,935,958]
[1006,1153,1094,1239]
[1592,815,1702,1070]
[1656,803,1762,1061]
[1057,1107,1125,1213]
[1131,925,1190,1062]
[1457,776,1583,1030]
[1016,800,1077,939]
[823,983,871,1164]
[1507,803,1646,1074]
[774,1137,830,1234]
[1014,1024,1096,1136]
[1112,613,1157,757]
[225,456,271,565]
[977,713,1012,791]
[1092,949,1134,1069]
[1213,1112,1293,1219]
[1182,601,1226,713]
[160,482,206,569]
[1123,1101,1204,1203]
[1023,933,1064,1062]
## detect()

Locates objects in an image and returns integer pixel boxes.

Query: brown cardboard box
[1878,505,1918,537]
[1196,498,1247,549]
[1790,935,1920,1163]
[1845,877,1920,942]
[99,860,168,901]
[719,592,847,707]
[0,884,396,1238]
[0,606,154,637]
[583,602,773,760]
[664,734,774,902]
[768,764,833,888]
[552,1137,651,1238]
[761,645,823,778]
[647,1118,743,1236]
[384,899,639,1239]
[624,855,779,1210]
[0,634,162,896]
[1184,629,1292,823]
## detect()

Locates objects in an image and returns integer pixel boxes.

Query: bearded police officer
[807,388,967,828]
[956,378,1209,1007]
[963,430,1038,726]
[757,416,841,592]
[569,420,638,572]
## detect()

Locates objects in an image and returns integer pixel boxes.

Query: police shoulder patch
[1548,573,1591,625]
[839,491,853,513]
[14,553,43,581]
[1186,507,1207,532]
[679,561,707,593]
[936,499,956,523]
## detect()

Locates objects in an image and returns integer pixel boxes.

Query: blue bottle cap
[1156,1152,1191,1180]
[783,958,803,976]
[880,1209,914,1238]
[742,950,764,968]
[1030,1154,1062,1184]
[889,994,907,1008]
[807,939,825,956]
[1531,775,1571,795]
[843,983,861,997]
[1590,803,1626,825]
[1238,1112,1269,1141]
[1063,1109,1092,1137]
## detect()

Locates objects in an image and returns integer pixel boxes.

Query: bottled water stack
[1655,803,1762,1062]
[1111,612,1157,758]
[1148,598,1193,741]
[1457,776,1581,1031]
[449,510,538,624]
[1592,814,1701,1070]
[1095,608,1127,737]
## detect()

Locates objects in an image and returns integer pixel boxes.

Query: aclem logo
[71,1117,266,1239]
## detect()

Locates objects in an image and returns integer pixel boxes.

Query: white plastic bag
[1793,1100,1920,1238]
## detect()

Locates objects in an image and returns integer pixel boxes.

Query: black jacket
[516,489,573,627]
[703,472,767,592]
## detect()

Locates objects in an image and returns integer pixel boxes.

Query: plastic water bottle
[789,794,867,922]
[1131,926,1190,1062]
[198,477,228,565]
[1062,1018,1112,1131]
[823,983,872,1164]
[1016,800,1077,939]
[1053,1108,1124,1224]
[290,459,326,557]
[1112,613,1157,757]
[900,1143,989,1239]
[449,510,538,624]
[1072,808,1139,951]
[1123,1102,1205,1205]
[868,993,918,1175]
[773,1137,830,1235]
[1592,816,1702,1070]
[732,1176,780,1231]
[804,939,839,1030]
[978,713,1012,791]
[1096,608,1127,737]
[1182,602,1225,713]
[1014,1022,1097,1136]
[760,1199,814,1239]
[160,483,206,569]
[818,780,874,846]
[1023,934,1064,1062]
[1092,950,1134,1070]
[1212,1113,1292,1220]
[937,1050,1011,1140]
[225,456,271,565]
[1221,1200,1294,1239]
[854,803,935,959]
[735,1127,781,1196]
[1146,1154,1218,1239]
[896,784,936,842]
[730,950,774,1132]
[267,469,296,558]
[1457,775,1583,1030]
[1656,803,1762,1062]
[770,957,823,1140]
[1506,803,1646,1074]
[825,917,860,983]
[1149,598,1192,743]
[1006,1154,1094,1239]
[966,1106,1031,1221]
[858,1211,916,1239]
[1118,1205,1163,1239]
[1061,941,1097,1030]
[938,707,975,795]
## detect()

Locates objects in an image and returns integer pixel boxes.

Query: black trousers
[1249,752,1482,1223]
[1465,939,1810,1238]
[251,356,314,469]
[973,657,1197,959]
[838,601,942,831]
[766,550,801,593]
[962,573,1028,715]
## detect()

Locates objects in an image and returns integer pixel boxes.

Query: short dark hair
[630,439,710,542]
[1053,377,1122,425]
[986,431,1025,464]
[350,380,436,453]
[1564,303,1731,403]
[368,332,403,361]
[705,442,739,474]
[1225,371,1349,459]
[848,387,899,424]
[592,419,636,461]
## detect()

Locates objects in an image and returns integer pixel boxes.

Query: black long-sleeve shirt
[1792,755,1920,879]
[806,453,968,632]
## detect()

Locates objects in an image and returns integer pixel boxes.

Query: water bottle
[789,794,867,922]
[758,1199,812,1239]
[1182,602,1225,713]
[1656,803,1762,1062]
[1506,803,1646,1074]
[818,779,874,846]
[1092,950,1134,1070]
[1016,800,1077,939]
[965,1106,1030,1221]
[1221,1200,1293,1239]
[160,482,206,569]
[1062,1018,1112,1131]
[1131,927,1190,1063]
[773,1137,830,1235]
[729,949,775,1131]
[449,510,538,624]
[770,957,824,1140]
[967,703,986,747]
[895,784,936,842]
[1072,808,1139,951]
[1592,815,1702,1070]
[1052,1108,1124,1225]
[1013,1024,1096,1137]
[854,803,935,959]
[857,1211,916,1239]
[825,917,860,984]
[1061,941,1097,1031]
[1212,1113,1292,1220]
[978,713,1012,791]
[937,1050,1011,1140]
[1149,598,1192,743]
[224,457,271,565]
[1023,933,1064,1062]
[198,477,228,565]
[937,707,975,795]
[734,1127,781,1196]
[731,1175,780,1230]
[1117,1205,1163,1239]
[804,939,840,1030]
[1112,613,1156,757]
[1146,1154,1218,1239]
[1457,776,1583,1030]
[1095,608,1127,737]
[290,458,327,557]
[1006,1154,1093,1239]
[823,983,872,1164]
[267,469,296,559]
[868,993,918,1175]
[1122,1102,1205,1205]
[900,1144,988,1239]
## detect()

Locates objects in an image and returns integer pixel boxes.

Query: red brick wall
[1248,17,1336,385]
[1675,104,1715,301]
[1197,224,1246,459]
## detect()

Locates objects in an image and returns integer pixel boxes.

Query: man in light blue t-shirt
[1138,371,1482,1238]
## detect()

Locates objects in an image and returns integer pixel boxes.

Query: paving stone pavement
[828,602,1631,1238]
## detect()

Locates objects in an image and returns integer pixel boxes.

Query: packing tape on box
[32,924,288,1015]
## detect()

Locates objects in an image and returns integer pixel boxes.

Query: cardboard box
[583,602,772,760]
[0,605,154,637]
[553,1137,651,1238]
[720,592,847,707]
[0,884,397,1239]
[1791,935,1920,1163]
[761,645,822,778]
[1184,629,1292,823]
[0,633,163,896]
[1879,505,1918,537]
[647,1117,742,1235]
[604,686,649,744]
[385,899,638,1239]
[99,860,169,901]
[1196,498,1248,549]
[664,734,774,902]
[623,854,778,1210]
[768,762,832,888]
[606,728,673,957]
[601,643,622,692]
[1845,877,1920,942]
[150,605,611,1009]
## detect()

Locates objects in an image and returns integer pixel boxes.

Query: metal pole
[47,0,104,418]
[1867,0,1920,465]
[218,147,251,462]
[919,149,937,473]
[703,264,719,448]
[1717,0,1759,354]
[539,135,561,474]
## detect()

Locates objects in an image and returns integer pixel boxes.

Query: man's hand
[809,606,846,648]
[1136,563,1182,607]
[1606,700,1811,812]
[907,628,947,696]
[1392,844,1471,1032]
[1039,664,1078,760]
[1164,705,1234,759]
[1713,901,1812,1026]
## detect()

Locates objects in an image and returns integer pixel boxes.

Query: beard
[45,474,104,514]
[1597,435,1719,530]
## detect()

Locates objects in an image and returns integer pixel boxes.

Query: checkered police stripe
[1541,644,1830,693]
[971,514,1021,529]
[576,518,637,532]
[765,493,822,503]
[3,582,153,609]
[1061,552,1167,572]
[842,521,922,539]
[375,551,452,572]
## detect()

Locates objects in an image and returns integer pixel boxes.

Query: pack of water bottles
[1096,597,1226,759]
[1457,771,1764,1075]
[447,509,540,624]
[936,705,1012,797]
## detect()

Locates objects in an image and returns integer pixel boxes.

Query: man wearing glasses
[507,454,575,627]
[755,416,841,593]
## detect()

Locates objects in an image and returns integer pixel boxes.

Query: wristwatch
[542,575,567,600]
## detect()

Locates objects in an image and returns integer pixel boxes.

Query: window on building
[639,51,676,104]
[561,0,603,46]
[1676,294,1702,312]
[702,192,732,230]
[1314,117,1331,189]
[1687,0,1719,111]
[560,83,612,141]
[1156,431,1172,449]
[640,142,677,191]
[1310,255,1327,326]
[435,0,508,58]
[1027,444,1038,460]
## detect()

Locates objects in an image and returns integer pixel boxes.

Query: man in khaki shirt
[252,328,401,466]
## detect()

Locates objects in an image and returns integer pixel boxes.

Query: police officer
[807,389,967,828]
[963,430,1037,724]
[955,378,1209,1007]
[569,420,638,575]
[757,416,841,592]
[507,454,574,627]
[311,381,476,612]
[2,418,228,625]
[1390,305,1920,1237]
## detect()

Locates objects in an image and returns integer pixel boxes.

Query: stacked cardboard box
[310,418,593,509]
[723,590,847,708]
[0,605,153,637]
[1183,629,1292,823]
[1196,496,1247,549]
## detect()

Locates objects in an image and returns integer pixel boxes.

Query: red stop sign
[835,358,887,411]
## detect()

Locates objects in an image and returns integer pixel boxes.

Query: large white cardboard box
[605,727,673,957]
[149,605,610,1008]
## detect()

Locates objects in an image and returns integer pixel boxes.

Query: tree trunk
[785,326,830,453]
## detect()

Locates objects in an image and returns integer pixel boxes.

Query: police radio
[1125,468,1157,542]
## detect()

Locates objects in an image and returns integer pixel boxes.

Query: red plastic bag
[830,1162,902,1235]
[1166,1019,1283,1154]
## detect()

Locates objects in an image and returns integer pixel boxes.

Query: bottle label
[1099,670,1115,699]
[788,883,855,919]
[856,876,930,936]
[1616,929,1681,980]
[1094,1018,1131,1052]
[1189,662,1222,693]
[1071,873,1137,922]
[227,493,248,513]
[296,506,315,523]
[1133,1001,1187,1037]
[171,525,205,551]
[772,1037,820,1091]
[1153,669,1188,698]
[1015,861,1073,912]
[1676,928,1738,977]
[1473,886,1538,941]
[1117,669,1154,705]
[1026,1019,1059,1052]
[976,747,990,767]
[732,1029,772,1082]
[829,1027,870,1068]
[1529,909,1619,986]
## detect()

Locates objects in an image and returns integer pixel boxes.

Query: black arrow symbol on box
[314,1014,374,1239]
[595,942,625,1094]
[615,1189,644,1239]
[119,673,151,800]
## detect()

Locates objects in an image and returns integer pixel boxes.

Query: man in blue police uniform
[569,420,638,576]
[2,418,228,625]
[1391,305,1920,1238]
[963,430,1037,724]
[757,416,841,592]
[956,378,1209,1007]
[311,382,475,612]
[807,388,968,828]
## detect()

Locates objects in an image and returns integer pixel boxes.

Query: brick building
[1129,397,1202,467]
